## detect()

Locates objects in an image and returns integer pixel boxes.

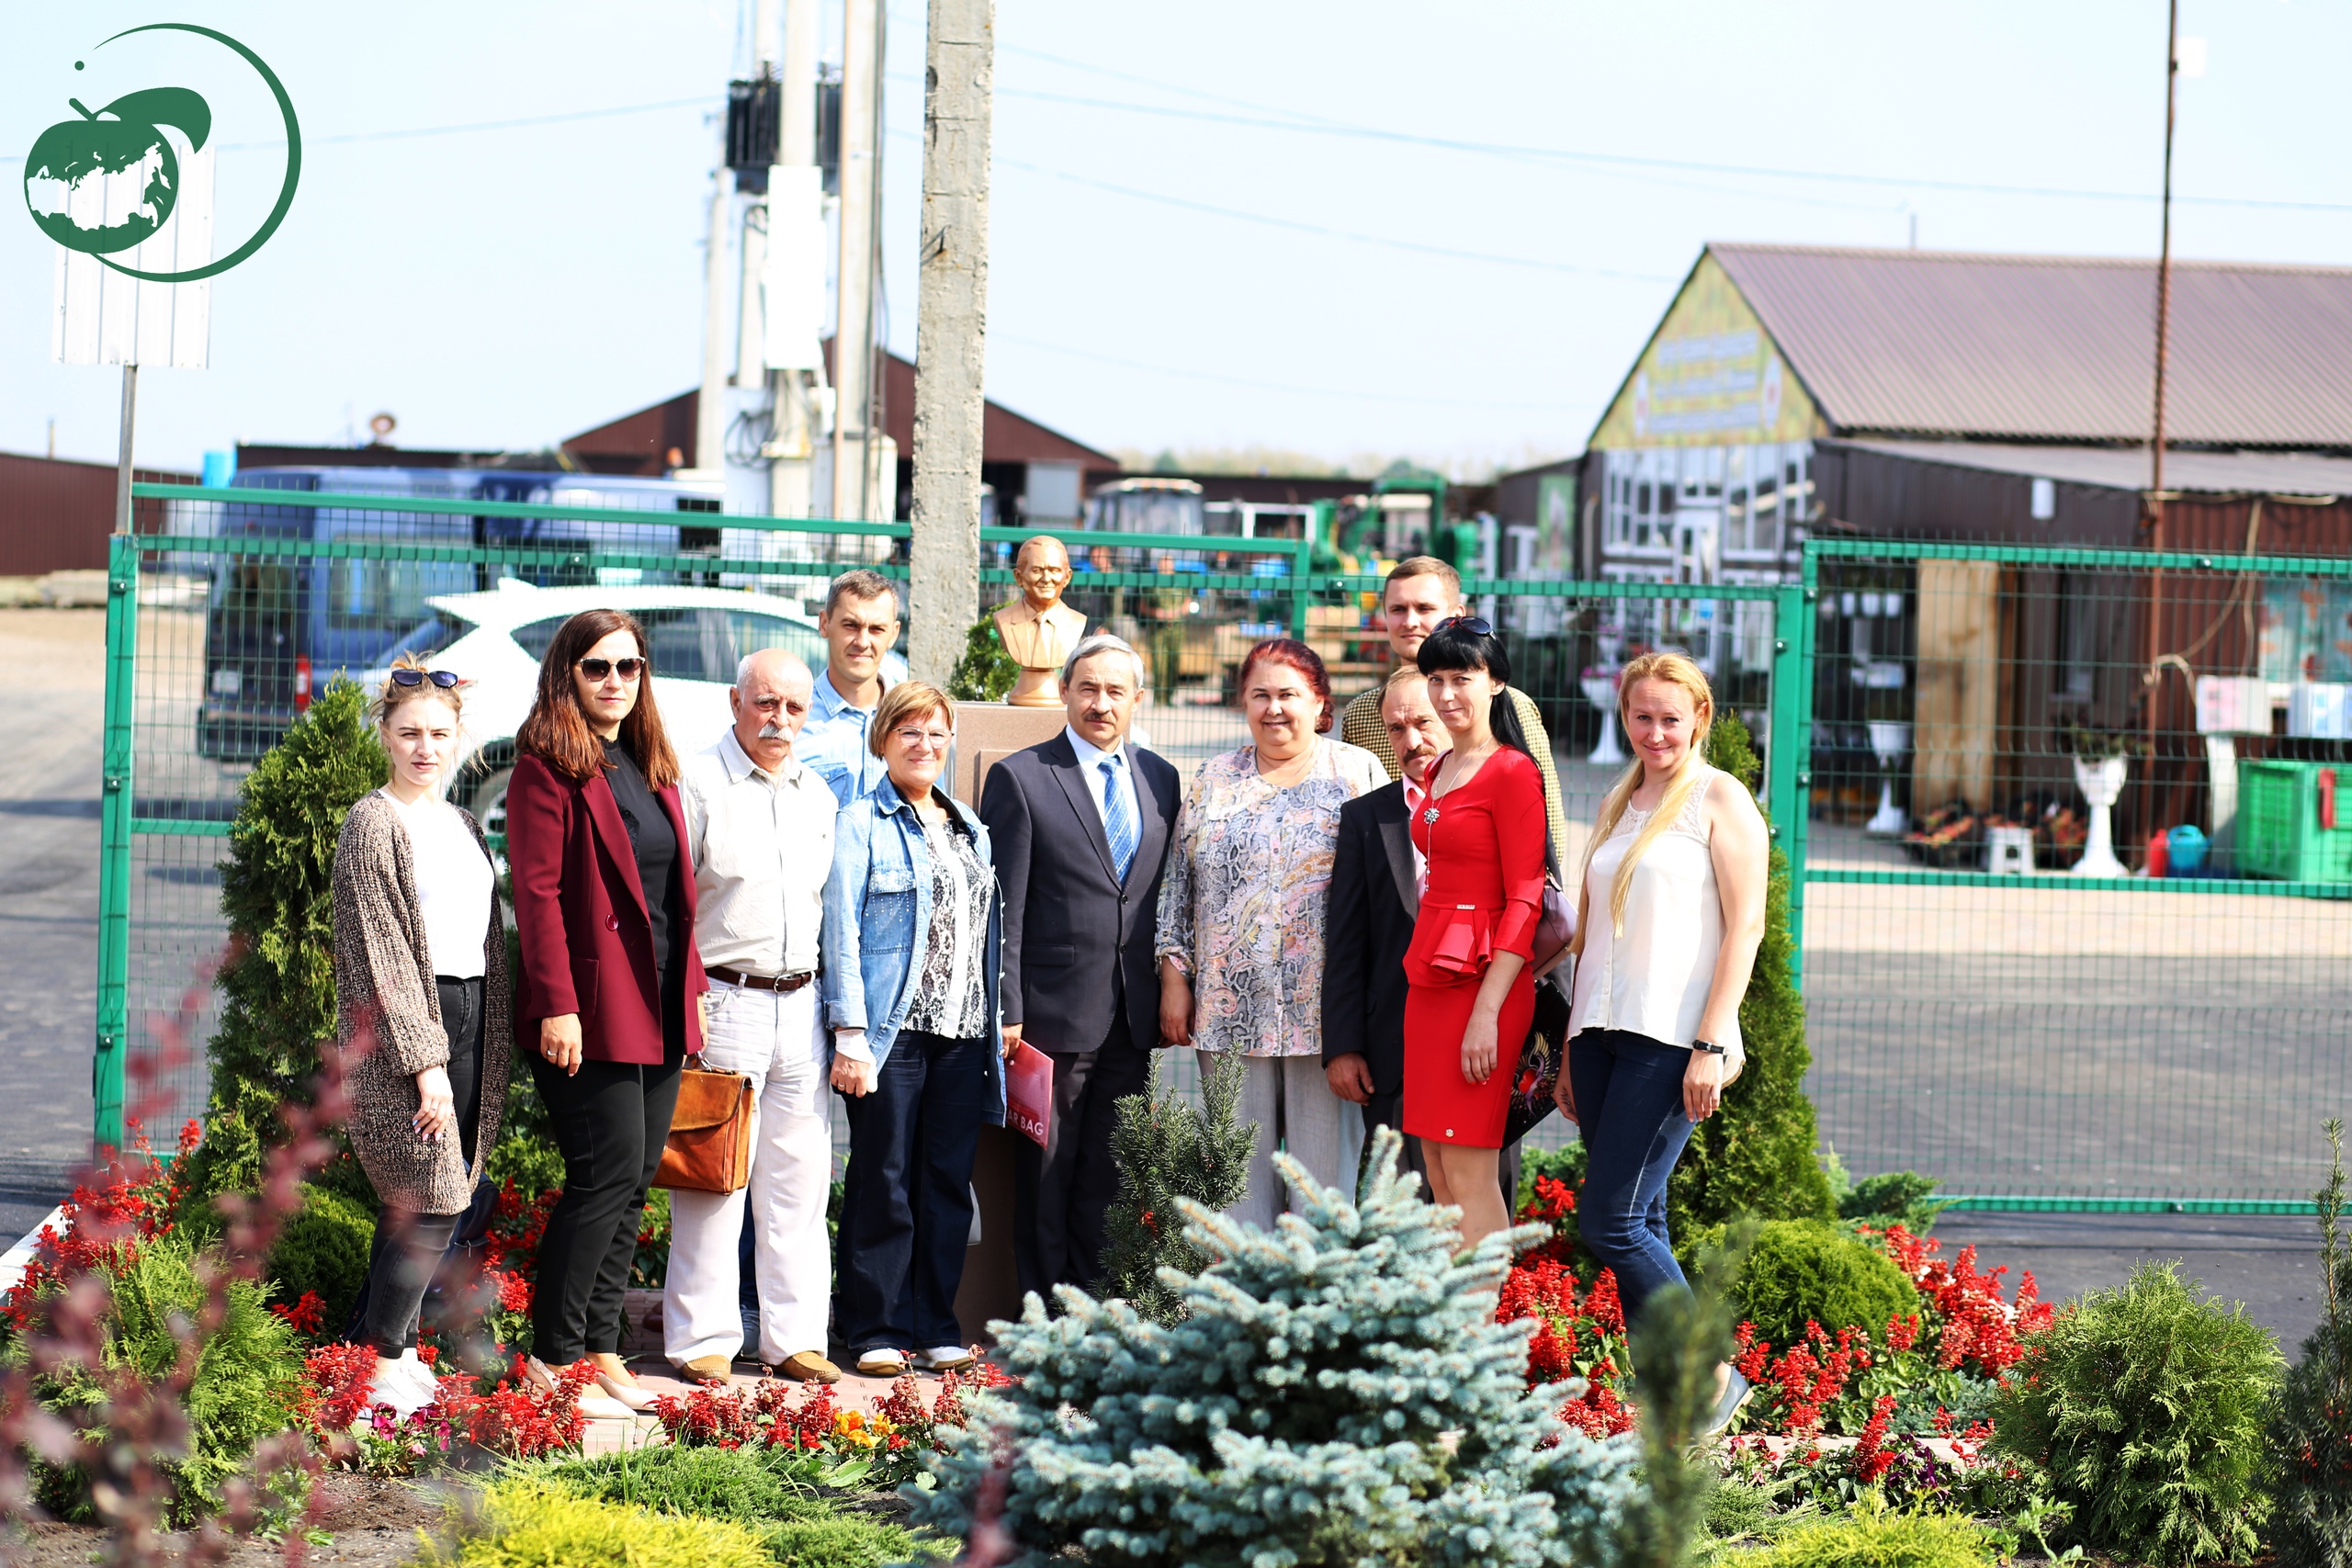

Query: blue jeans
[835,1029,988,1353]
[1568,1030,1698,1324]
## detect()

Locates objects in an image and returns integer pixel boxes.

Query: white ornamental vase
[2071,754,2130,877]
[1582,674,1625,765]
[1864,720,1913,836]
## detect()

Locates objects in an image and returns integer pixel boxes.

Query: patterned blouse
[1155,737,1386,1058]
[904,811,994,1040]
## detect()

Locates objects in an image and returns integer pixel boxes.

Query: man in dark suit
[1325,667,1521,1206]
[980,633,1181,1300]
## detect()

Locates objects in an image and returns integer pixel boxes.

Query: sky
[5,0,2351,480]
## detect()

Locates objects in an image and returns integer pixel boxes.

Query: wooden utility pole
[2143,0,2179,795]
[907,0,995,682]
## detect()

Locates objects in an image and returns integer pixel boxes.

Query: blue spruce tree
[910,1128,1641,1567]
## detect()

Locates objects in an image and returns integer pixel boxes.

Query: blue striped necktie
[1101,755,1136,883]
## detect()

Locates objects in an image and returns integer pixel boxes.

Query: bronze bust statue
[993,535,1089,707]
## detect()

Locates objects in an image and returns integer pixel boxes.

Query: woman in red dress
[1401,617,1548,1247]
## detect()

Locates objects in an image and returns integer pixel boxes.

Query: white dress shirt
[679,728,837,977]
[1064,724,1139,837]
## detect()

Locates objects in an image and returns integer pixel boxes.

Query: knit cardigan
[331,791,513,1214]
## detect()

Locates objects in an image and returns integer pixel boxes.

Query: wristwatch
[1690,1039,1727,1056]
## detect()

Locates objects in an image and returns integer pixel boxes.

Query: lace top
[1569,763,1741,1055]
[903,810,994,1040]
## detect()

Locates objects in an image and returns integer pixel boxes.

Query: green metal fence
[1793,537,2352,1213]
[97,482,1795,1168]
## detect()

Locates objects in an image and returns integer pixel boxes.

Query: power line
[993,333,1586,410]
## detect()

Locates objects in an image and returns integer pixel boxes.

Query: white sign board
[763,164,826,373]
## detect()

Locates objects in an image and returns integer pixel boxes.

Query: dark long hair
[1416,617,1539,773]
[514,609,681,787]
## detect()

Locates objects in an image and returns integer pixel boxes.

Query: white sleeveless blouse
[1568,764,1739,1056]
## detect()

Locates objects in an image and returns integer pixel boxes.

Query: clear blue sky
[4,0,2348,479]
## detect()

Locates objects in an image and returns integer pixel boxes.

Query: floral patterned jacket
[1155,738,1385,1057]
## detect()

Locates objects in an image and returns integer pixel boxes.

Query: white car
[366,580,907,833]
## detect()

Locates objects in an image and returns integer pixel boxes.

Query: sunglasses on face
[577,657,646,681]
[1436,615,1494,637]
[388,668,461,689]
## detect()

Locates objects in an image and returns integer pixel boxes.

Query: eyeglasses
[891,727,953,751]
[577,657,646,681]
[1435,615,1494,637]
[388,668,461,689]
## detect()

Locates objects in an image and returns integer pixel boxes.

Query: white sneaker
[392,1350,442,1400]
[917,1346,976,1372]
[374,1370,439,1421]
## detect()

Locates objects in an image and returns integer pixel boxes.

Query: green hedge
[1729,1220,1918,1348]
[265,1183,377,1334]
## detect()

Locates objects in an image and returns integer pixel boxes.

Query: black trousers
[835,1029,989,1354]
[356,977,486,1358]
[528,1049,683,1362]
[1014,1015,1149,1300]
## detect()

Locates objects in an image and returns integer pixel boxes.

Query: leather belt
[707,965,814,993]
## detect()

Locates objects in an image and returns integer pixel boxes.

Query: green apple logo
[18,24,300,283]
[24,85,212,255]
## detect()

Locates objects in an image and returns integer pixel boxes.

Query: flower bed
[648,1362,1016,1489]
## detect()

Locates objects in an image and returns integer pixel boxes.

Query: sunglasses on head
[577,657,647,680]
[388,668,461,689]
[1436,615,1494,637]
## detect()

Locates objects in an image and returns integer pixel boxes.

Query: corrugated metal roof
[1826,438,2352,499]
[1712,244,2352,448]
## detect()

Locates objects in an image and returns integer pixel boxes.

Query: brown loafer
[775,1350,842,1384]
[675,1355,734,1386]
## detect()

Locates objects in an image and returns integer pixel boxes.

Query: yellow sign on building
[1591,252,1825,449]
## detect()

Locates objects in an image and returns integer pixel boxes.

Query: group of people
[326,549,1768,1431]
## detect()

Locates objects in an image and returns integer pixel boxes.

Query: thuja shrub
[1730,1219,1919,1349]
[179,677,385,1204]
[1992,1262,2280,1565]
[946,617,1021,703]
[264,1182,376,1337]
[1099,1047,1254,1324]
[28,1230,305,1522]
[915,1129,1643,1568]
[2266,1119,2352,1568]
[530,1445,932,1566]
[1737,1496,1995,1568]
[1667,712,1837,1236]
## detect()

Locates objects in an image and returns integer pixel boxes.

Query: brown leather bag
[655,1056,754,1194]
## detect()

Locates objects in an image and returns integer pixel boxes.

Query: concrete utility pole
[769,0,822,517]
[735,0,782,396]
[907,0,995,682]
[695,154,731,479]
[831,0,884,522]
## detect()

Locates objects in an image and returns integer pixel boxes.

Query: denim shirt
[800,672,891,807]
[820,775,1007,1123]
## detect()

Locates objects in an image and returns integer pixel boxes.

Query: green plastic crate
[2236,759,2352,883]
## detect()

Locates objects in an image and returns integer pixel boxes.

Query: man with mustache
[665,649,842,1384]
[979,634,1181,1301]
[1324,665,1520,1206]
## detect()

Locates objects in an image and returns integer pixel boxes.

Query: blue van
[196,467,724,760]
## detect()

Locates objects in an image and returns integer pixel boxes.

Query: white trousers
[1204,1051,1363,1233]
[664,979,832,1366]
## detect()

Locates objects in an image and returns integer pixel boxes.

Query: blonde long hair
[1570,650,1715,950]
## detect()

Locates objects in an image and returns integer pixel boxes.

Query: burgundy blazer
[506,751,707,1066]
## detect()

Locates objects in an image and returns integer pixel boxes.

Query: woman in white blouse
[331,658,528,1418]
[1560,649,1767,1428]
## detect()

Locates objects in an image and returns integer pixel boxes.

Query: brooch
[1421,806,1440,827]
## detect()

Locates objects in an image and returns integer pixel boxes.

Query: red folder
[1007,1041,1054,1148]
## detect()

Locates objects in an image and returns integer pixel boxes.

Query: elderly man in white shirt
[666,648,842,1385]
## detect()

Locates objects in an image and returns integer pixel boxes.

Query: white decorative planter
[1864,720,1912,836]
[1581,674,1625,764]
[2071,754,2130,876]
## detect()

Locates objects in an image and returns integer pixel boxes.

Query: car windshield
[380,615,465,663]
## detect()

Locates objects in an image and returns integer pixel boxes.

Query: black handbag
[1504,973,1573,1147]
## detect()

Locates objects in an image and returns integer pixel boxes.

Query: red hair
[1237,637,1334,734]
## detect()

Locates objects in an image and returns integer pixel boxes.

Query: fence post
[95,533,140,1154]
[1787,559,1821,990]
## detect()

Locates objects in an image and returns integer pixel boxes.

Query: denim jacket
[820,774,1007,1122]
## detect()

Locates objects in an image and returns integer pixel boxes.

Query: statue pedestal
[947,701,1064,1345]
[948,703,1066,811]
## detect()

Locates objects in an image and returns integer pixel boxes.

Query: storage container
[2289,682,2352,740]
[2235,760,2352,882]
